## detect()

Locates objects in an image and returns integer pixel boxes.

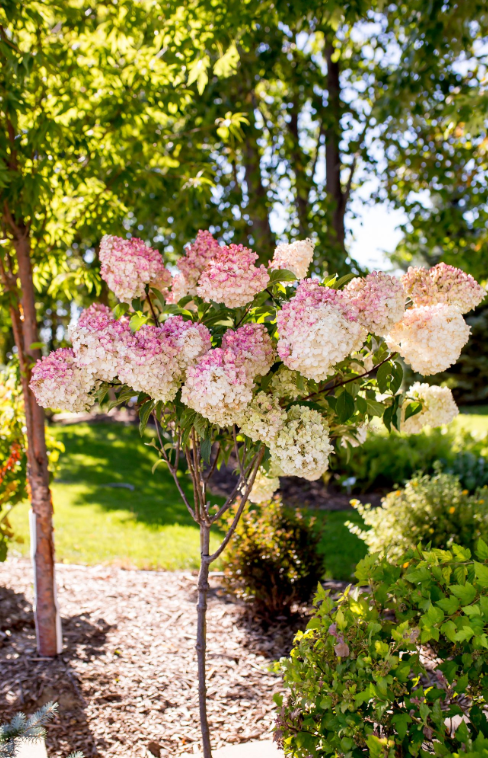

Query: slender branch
[146,291,159,325]
[302,352,398,402]
[153,413,195,519]
[185,446,201,519]
[203,442,220,484]
[210,452,257,523]
[207,446,265,563]
[233,425,245,478]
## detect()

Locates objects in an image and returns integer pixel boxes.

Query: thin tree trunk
[11,231,60,657]
[197,523,212,758]
[325,44,346,252]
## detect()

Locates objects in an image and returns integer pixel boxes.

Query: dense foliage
[276,544,488,757]
[222,498,324,616]
[332,426,488,493]
[349,469,488,559]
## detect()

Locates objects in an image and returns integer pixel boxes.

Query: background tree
[0,0,241,654]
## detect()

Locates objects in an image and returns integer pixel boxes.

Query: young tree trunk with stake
[0,210,60,657]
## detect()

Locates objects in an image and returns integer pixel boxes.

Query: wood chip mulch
[1,560,346,757]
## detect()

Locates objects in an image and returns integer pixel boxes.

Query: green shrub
[349,469,488,559]
[332,426,488,494]
[222,498,324,616]
[276,543,488,757]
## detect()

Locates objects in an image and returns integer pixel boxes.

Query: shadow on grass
[51,422,222,529]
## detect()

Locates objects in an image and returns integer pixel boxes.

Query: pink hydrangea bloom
[343,271,405,335]
[181,348,253,427]
[176,231,221,294]
[166,273,190,305]
[221,323,274,378]
[277,280,367,381]
[402,263,485,314]
[196,244,270,308]
[386,304,470,375]
[117,325,182,402]
[99,235,171,304]
[30,348,97,413]
[270,238,315,280]
[69,304,133,382]
[159,316,211,369]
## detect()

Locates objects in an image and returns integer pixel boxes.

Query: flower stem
[197,523,212,758]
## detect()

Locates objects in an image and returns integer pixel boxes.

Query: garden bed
[0,559,345,757]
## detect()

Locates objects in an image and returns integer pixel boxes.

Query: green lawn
[11,408,485,581]
[9,422,366,580]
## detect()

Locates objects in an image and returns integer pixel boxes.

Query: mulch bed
[0,559,347,757]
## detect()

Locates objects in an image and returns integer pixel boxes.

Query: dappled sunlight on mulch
[0,559,311,757]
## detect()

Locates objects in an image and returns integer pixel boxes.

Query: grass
[10,407,487,581]
[10,423,225,571]
[9,421,367,580]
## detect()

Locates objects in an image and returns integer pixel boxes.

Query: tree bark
[242,99,275,262]
[10,230,60,657]
[288,94,310,238]
[325,44,346,252]
[197,523,212,758]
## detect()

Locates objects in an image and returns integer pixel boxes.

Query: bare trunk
[12,233,60,657]
[197,523,212,758]
[325,45,346,252]
[289,98,309,238]
[242,95,275,262]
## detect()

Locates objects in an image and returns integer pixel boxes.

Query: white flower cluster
[402,382,459,435]
[269,405,333,481]
[270,238,315,280]
[269,366,307,400]
[30,349,97,413]
[238,392,287,445]
[181,348,253,427]
[249,470,280,504]
[341,424,369,448]
[386,304,470,375]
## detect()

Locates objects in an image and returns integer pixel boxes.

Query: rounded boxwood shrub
[275,542,488,757]
[222,498,324,617]
[349,468,488,559]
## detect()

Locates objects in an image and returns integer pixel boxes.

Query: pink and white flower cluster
[386,304,470,375]
[30,349,98,413]
[402,382,458,435]
[402,262,485,314]
[239,392,287,445]
[344,271,405,336]
[277,280,367,381]
[196,243,270,308]
[182,324,274,426]
[99,236,171,304]
[270,238,315,280]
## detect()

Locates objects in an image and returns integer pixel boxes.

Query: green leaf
[476,539,488,561]
[451,583,477,605]
[332,272,356,289]
[214,44,239,78]
[404,401,423,422]
[436,596,460,615]
[201,437,212,464]
[366,398,384,417]
[139,400,155,436]
[336,390,355,422]
[390,361,403,395]
[129,313,148,332]
[113,303,129,320]
[187,55,210,94]
[268,268,297,284]
[376,362,392,393]
[29,341,44,350]
[475,562,488,588]
[152,458,166,474]
[391,713,411,740]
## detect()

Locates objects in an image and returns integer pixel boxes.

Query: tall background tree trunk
[242,92,275,262]
[325,44,346,253]
[9,226,61,656]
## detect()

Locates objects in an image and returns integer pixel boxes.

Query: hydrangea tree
[30,232,485,757]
